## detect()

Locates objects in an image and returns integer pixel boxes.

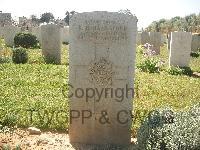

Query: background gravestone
[149,32,161,54]
[168,32,171,51]
[69,11,137,145]
[41,24,61,64]
[32,26,41,44]
[0,27,4,38]
[191,34,200,52]
[61,26,69,44]
[141,31,150,45]
[2,25,20,46]
[169,32,192,67]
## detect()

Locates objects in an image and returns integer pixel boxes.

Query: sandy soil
[0,129,137,150]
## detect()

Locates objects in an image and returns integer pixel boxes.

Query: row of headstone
[168,32,200,52]
[32,26,70,44]
[0,12,197,147]
[0,25,69,64]
[137,31,162,54]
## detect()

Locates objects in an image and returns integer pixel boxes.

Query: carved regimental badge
[89,57,114,86]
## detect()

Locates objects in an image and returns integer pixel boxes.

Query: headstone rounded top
[70,11,137,26]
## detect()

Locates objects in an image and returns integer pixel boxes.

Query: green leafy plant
[190,51,200,58]
[167,66,193,76]
[43,55,59,64]
[137,105,200,150]
[14,32,38,48]
[137,58,159,73]
[62,41,69,45]
[12,47,28,64]
[167,66,183,75]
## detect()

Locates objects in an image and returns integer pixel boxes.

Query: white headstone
[191,34,200,52]
[69,11,137,145]
[61,26,69,43]
[149,32,161,54]
[32,26,41,43]
[169,32,192,67]
[2,25,21,46]
[141,31,150,45]
[41,24,61,64]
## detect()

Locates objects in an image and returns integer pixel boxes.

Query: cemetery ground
[0,42,200,149]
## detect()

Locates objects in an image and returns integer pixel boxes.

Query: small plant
[62,41,69,45]
[181,66,193,76]
[167,66,193,76]
[12,47,28,64]
[14,32,38,48]
[137,45,145,54]
[142,43,157,56]
[43,54,59,64]
[137,58,159,73]
[167,66,183,75]
[190,51,200,58]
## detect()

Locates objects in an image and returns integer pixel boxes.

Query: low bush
[62,41,69,45]
[190,51,200,58]
[167,66,193,76]
[137,58,159,73]
[12,48,28,64]
[14,33,38,48]
[137,105,200,150]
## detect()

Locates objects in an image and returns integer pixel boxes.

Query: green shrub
[167,66,183,75]
[137,105,200,150]
[14,32,38,48]
[137,58,159,73]
[43,55,59,64]
[62,41,69,45]
[181,66,193,76]
[167,66,193,76]
[190,52,200,58]
[12,48,28,64]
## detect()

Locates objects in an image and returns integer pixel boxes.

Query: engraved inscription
[78,20,128,41]
[89,57,114,86]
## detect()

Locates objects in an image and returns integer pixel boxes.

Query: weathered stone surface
[32,26,41,43]
[169,32,192,67]
[69,11,137,145]
[2,25,21,46]
[41,24,61,64]
[61,26,69,43]
[141,31,149,45]
[136,32,141,45]
[168,32,171,50]
[149,32,161,54]
[0,27,4,38]
[191,34,200,52]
